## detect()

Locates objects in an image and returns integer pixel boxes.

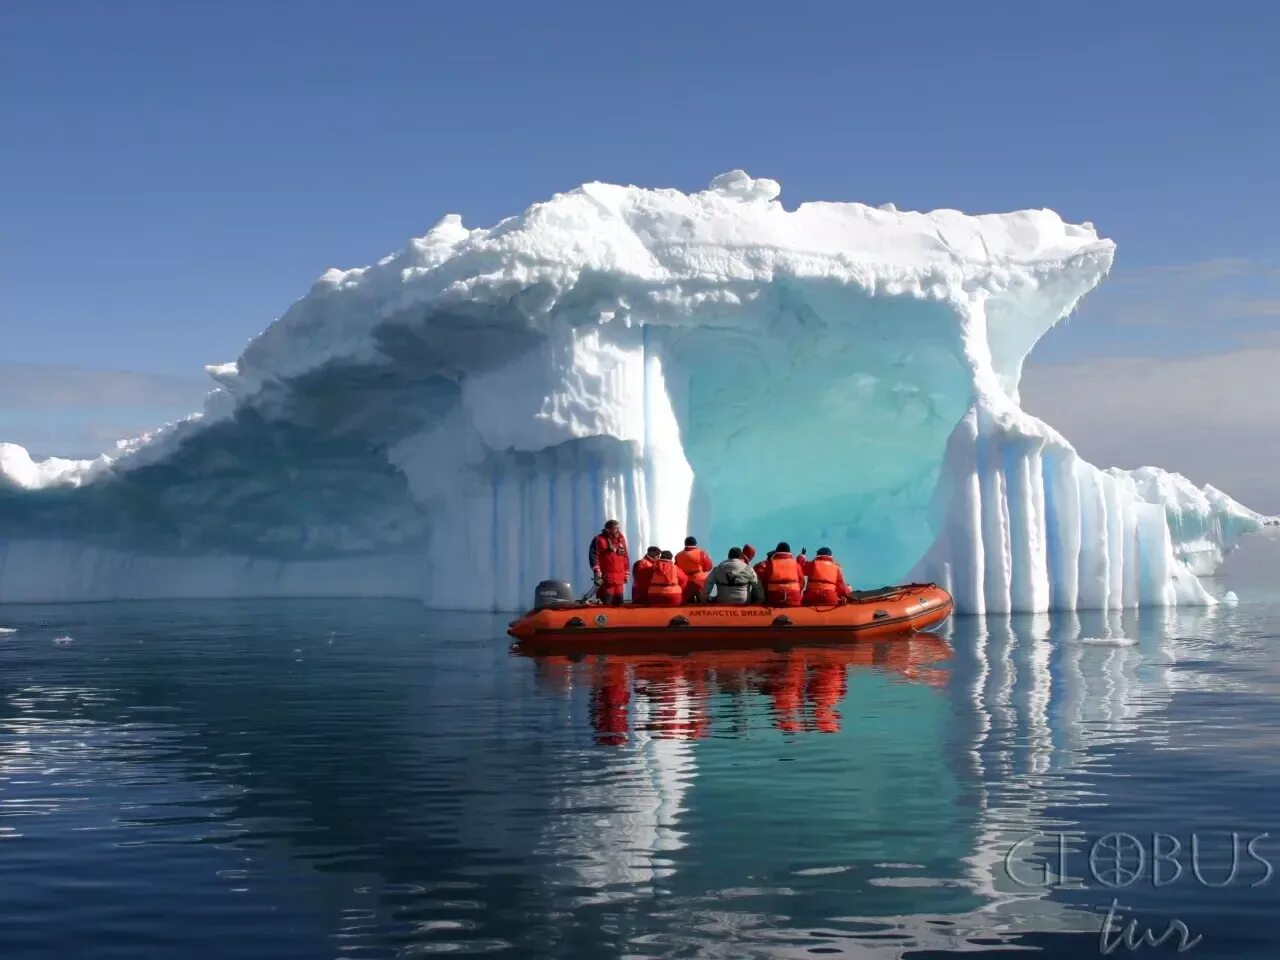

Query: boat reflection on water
[515,634,951,743]
[515,633,956,907]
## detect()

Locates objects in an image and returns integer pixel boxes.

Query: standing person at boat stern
[589,520,630,605]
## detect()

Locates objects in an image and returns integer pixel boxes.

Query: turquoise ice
[1,172,1271,610]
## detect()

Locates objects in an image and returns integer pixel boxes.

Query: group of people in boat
[589,519,855,608]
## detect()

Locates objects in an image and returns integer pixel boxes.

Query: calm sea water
[2,581,1278,958]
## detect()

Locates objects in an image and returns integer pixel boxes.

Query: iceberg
[1,171,1273,611]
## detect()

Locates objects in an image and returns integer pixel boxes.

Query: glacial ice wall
[1,171,1271,611]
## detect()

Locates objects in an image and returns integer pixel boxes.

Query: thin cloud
[0,361,210,411]
[1223,299,1280,318]
[0,361,209,458]
[1110,256,1264,285]
[1022,346,1280,515]
[1059,256,1280,350]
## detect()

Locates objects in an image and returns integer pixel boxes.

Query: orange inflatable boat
[507,582,953,653]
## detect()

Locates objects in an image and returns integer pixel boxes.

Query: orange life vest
[632,557,656,592]
[765,554,800,588]
[647,559,683,597]
[675,547,711,583]
[806,556,840,586]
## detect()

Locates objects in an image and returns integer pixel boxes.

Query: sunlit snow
[1,172,1272,611]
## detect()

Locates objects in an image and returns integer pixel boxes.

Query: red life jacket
[675,547,712,582]
[803,555,846,605]
[646,559,684,600]
[631,557,658,601]
[592,532,629,579]
[764,554,800,589]
[764,553,802,606]
[806,556,840,586]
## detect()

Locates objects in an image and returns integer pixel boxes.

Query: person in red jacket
[800,547,854,606]
[674,536,714,603]
[750,547,769,581]
[758,541,804,607]
[643,550,688,606]
[631,546,661,604]
[589,519,630,606]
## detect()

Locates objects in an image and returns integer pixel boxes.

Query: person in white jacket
[700,547,762,604]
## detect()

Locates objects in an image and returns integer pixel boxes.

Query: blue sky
[5,0,1278,374]
[3,0,1280,504]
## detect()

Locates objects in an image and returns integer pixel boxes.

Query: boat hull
[508,582,953,653]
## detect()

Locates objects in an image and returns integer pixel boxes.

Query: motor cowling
[533,580,575,610]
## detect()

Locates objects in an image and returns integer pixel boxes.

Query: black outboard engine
[533,580,576,610]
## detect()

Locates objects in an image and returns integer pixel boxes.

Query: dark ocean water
[1,582,1278,958]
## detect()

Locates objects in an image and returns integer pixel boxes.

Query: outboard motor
[533,580,576,610]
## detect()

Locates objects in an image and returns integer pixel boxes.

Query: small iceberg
[1223,590,1239,606]
[52,635,74,645]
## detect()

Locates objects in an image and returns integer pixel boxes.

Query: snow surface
[1,171,1272,611]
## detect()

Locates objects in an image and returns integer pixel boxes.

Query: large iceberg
[1,171,1272,611]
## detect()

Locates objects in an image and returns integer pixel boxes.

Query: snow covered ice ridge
[1,170,1273,612]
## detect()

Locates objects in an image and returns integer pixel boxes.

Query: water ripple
[0,599,1276,957]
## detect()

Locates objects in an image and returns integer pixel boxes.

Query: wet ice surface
[0,594,1277,959]
[3,174,1267,617]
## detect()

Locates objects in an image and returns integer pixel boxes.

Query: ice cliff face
[1,171,1271,611]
